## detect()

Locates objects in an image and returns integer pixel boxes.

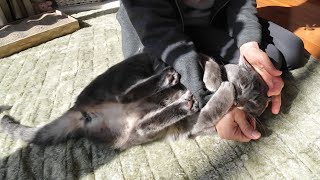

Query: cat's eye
[81,111,92,123]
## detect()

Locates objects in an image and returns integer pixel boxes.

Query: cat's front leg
[191,82,235,136]
[116,67,179,103]
[202,57,222,92]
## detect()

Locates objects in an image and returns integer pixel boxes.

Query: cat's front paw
[161,68,180,88]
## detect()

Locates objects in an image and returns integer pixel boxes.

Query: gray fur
[0,53,269,150]
[0,106,11,113]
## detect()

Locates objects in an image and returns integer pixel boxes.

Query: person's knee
[285,36,306,70]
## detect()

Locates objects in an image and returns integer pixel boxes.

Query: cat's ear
[238,56,253,71]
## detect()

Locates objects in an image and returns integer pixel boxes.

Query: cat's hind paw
[180,91,200,113]
[161,68,180,88]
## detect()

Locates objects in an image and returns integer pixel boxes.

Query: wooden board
[257,0,320,59]
[0,10,80,58]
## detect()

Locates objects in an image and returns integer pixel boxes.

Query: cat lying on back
[0,53,270,150]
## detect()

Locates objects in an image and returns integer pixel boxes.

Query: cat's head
[225,57,271,117]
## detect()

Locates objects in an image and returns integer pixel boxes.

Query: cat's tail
[0,109,82,145]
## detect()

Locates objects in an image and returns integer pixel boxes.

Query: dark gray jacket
[116,0,261,107]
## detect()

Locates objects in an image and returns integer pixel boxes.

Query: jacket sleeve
[226,0,262,48]
[120,0,211,107]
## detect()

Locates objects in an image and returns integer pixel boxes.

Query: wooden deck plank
[257,0,320,59]
[0,10,80,58]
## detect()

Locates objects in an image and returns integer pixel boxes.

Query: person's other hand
[240,41,284,114]
[215,108,261,142]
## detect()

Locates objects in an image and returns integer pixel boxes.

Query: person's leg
[184,26,240,65]
[120,23,143,59]
[185,25,284,69]
[259,18,306,70]
[117,5,144,59]
[185,20,306,71]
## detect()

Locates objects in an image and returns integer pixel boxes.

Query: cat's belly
[84,102,140,130]
[84,101,155,147]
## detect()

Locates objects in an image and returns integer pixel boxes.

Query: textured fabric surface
[0,10,320,180]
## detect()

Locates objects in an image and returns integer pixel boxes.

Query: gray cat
[0,53,270,150]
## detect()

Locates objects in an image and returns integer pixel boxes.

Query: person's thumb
[236,115,261,140]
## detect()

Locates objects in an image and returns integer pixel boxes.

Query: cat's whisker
[255,117,267,135]
[247,114,267,135]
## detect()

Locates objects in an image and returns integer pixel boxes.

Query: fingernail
[252,131,261,139]
[272,108,280,114]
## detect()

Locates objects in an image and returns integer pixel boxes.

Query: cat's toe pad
[181,91,199,113]
[190,99,199,112]
[163,68,179,87]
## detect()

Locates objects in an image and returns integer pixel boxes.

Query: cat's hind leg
[116,67,180,103]
[117,91,198,150]
[134,91,198,136]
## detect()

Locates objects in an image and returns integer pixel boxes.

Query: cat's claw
[191,96,200,112]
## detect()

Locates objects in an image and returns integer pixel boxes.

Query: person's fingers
[254,68,283,97]
[233,128,251,142]
[267,77,284,97]
[218,126,251,142]
[216,109,250,142]
[253,66,274,90]
[258,52,282,76]
[244,50,283,94]
[235,114,261,140]
[271,94,281,114]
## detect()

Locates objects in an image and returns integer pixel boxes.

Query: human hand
[215,108,261,142]
[240,41,284,114]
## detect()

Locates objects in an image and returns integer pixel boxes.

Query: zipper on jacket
[175,0,185,32]
[210,0,230,24]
